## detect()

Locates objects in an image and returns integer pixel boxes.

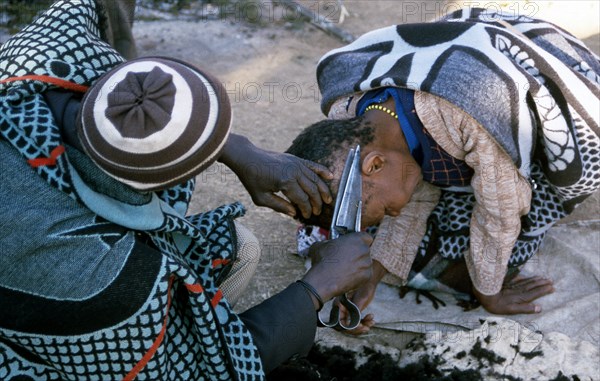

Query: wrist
[300,272,336,304]
[296,279,324,311]
[370,260,387,285]
[472,284,498,298]
[218,133,252,169]
[472,286,498,307]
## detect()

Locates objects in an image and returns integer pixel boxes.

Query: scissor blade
[329,146,353,239]
[330,145,362,239]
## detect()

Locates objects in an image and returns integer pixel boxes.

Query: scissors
[317,145,363,330]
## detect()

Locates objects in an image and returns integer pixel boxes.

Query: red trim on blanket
[185,283,221,308]
[185,283,204,293]
[211,289,223,308]
[212,259,230,268]
[27,145,65,168]
[0,75,89,93]
[122,276,174,381]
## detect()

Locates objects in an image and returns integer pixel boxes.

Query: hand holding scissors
[317,145,364,331]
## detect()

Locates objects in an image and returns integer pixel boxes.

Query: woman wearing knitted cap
[0,1,372,379]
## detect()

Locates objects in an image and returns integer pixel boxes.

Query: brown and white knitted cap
[77,57,231,191]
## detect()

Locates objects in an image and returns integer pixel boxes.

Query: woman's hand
[219,134,333,218]
[473,275,554,315]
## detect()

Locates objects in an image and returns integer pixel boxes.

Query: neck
[363,98,409,153]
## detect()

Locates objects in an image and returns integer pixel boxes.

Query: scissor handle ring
[317,294,362,330]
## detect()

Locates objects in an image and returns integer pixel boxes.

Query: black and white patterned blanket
[318,7,600,211]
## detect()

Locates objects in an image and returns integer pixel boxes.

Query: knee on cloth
[220,221,261,305]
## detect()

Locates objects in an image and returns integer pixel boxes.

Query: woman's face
[360,149,422,227]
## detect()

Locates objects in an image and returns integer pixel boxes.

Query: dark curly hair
[285,115,375,228]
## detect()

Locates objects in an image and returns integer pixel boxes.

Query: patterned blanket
[311,8,600,296]
[318,7,599,206]
[0,1,262,380]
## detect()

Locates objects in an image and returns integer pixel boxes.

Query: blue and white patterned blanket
[0,1,263,379]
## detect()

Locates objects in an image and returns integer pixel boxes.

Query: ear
[362,151,386,177]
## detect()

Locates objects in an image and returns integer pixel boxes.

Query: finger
[278,180,314,219]
[344,325,367,335]
[301,159,334,181]
[517,283,555,303]
[345,324,370,335]
[296,174,323,216]
[338,303,348,318]
[299,161,333,205]
[337,306,352,328]
[338,309,348,322]
[512,277,554,292]
[501,281,554,309]
[507,302,542,314]
[523,278,554,292]
[254,193,296,217]
[345,315,375,335]
[314,177,333,206]
[361,313,375,327]
[344,324,371,336]
[508,274,544,285]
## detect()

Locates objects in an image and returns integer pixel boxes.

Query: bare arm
[416,91,553,314]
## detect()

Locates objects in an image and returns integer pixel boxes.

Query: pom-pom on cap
[77,57,231,191]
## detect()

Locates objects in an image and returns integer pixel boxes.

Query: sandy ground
[131,1,600,351]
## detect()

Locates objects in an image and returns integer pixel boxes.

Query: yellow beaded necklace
[364,104,398,120]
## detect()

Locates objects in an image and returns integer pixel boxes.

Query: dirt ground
[131,0,600,351]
